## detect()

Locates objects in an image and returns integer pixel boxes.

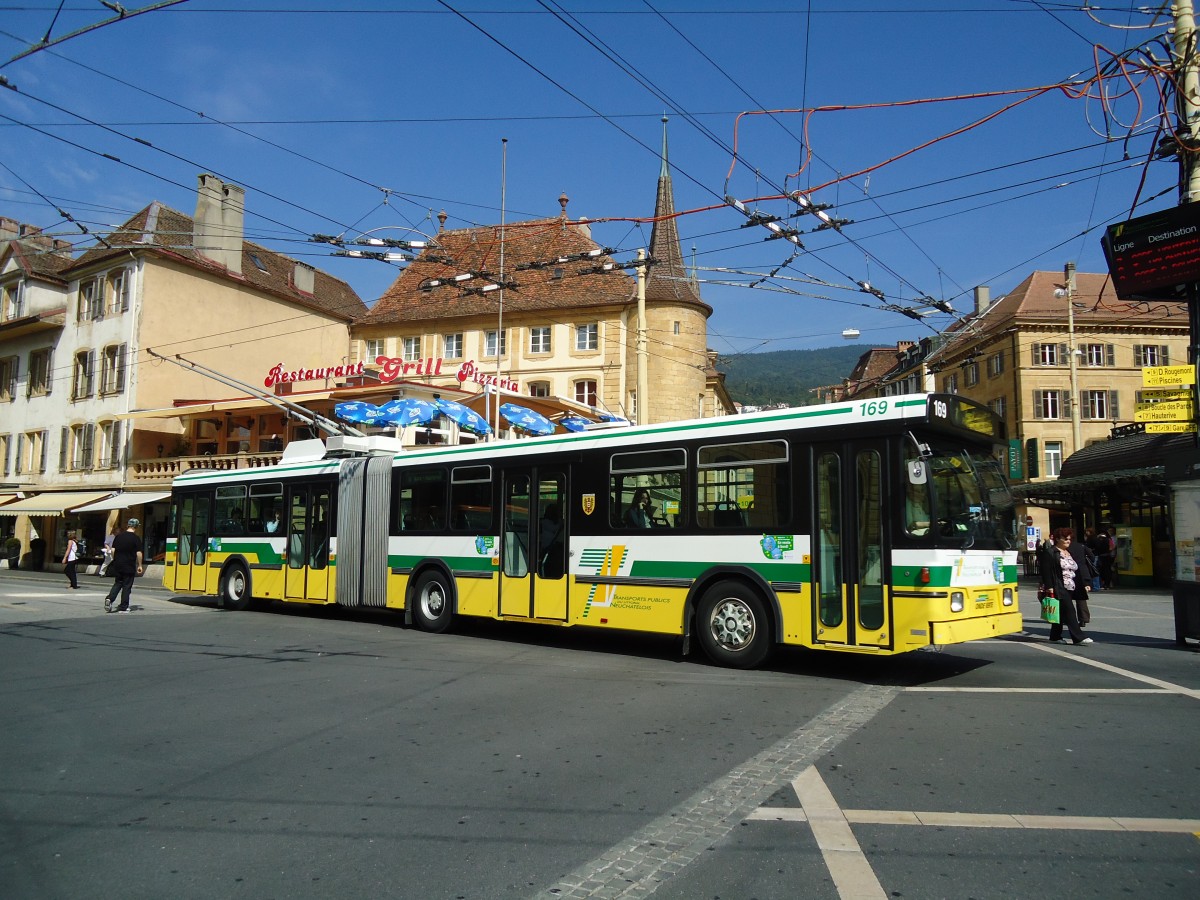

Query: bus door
[812,441,890,648]
[499,468,568,620]
[283,484,332,602]
[173,493,211,593]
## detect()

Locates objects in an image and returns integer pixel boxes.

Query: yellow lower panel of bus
[930,609,1023,645]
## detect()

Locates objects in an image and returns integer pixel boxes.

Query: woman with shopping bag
[1036,528,1092,645]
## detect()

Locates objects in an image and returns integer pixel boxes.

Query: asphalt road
[0,569,1197,899]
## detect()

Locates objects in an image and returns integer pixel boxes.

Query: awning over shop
[71,490,172,513]
[0,491,116,516]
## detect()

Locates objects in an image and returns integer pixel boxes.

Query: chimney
[293,261,315,295]
[974,285,991,315]
[193,173,244,274]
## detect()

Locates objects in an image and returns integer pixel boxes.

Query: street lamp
[1055,263,1083,453]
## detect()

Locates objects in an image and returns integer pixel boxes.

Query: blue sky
[0,1,1180,358]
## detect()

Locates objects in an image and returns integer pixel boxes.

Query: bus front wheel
[220,563,252,611]
[695,581,771,669]
[412,571,454,633]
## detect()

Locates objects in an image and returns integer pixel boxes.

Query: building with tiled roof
[0,174,367,567]
[842,270,1189,577]
[352,121,729,425]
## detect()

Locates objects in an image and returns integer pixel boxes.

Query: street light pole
[1066,262,1082,453]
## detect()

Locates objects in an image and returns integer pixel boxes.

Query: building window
[1033,343,1063,366]
[989,396,1007,418]
[443,333,464,359]
[575,323,598,351]
[402,336,421,362]
[673,321,681,335]
[484,329,507,358]
[98,420,122,470]
[78,276,104,321]
[17,430,47,475]
[964,362,979,386]
[943,373,958,394]
[574,379,598,407]
[0,355,16,402]
[2,280,24,320]
[988,351,1004,377]
[72,349,95,400]
[528,381,550,398]
[63,423,95,472]
[1134,344,1169,366]
[629,390,637,422]
[1082,343,1114,367]
[1045,440,1064,478]
[107,268,131,315]
[1035,390,1062,419]
[1082,389,1118,420]
[100,344,127,395]
[28,348,52,397]
[529,326,552,354]
[365,338,385,361]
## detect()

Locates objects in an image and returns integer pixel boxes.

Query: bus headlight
[1002,587,1014,607]
[950,591,965,613]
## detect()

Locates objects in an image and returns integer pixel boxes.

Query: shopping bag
[1040,592,1060,624]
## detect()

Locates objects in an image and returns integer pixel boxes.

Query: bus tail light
[950,591,965,613]
[919,566,930,584]
[1002,587,1014,607]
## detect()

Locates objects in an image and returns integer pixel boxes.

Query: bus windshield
[906,445,1016,550]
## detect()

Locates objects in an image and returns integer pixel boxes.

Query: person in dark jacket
[1065,527,1096,627]
[1037,528,1091,645]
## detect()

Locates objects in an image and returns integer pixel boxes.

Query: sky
[0,1,1184,362]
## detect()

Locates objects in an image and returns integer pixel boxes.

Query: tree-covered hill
[717,345,866,407]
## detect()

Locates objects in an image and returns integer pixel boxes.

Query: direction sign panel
[1146,422,1199,434]
[1143,365,1196,387]
[1102,204,1200,297]
[1134,400,1194,422]
[1140,388,1193,402]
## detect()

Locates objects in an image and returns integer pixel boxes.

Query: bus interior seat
[713,504,744,527]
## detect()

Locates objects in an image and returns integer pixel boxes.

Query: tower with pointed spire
[634,115,712,422]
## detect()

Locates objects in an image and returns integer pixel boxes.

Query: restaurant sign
[265,356,519,392]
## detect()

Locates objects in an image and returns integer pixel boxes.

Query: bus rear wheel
[696,581,771,669]
[220,562,252,611]
[412,571,454,633]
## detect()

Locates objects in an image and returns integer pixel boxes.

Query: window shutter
[1033,391,1044,419]
[112,420,122,468]
[1133,345,1143,366]
[44,349,53,395]
[38,432,47,473]
[1108,391,1119,419]
[1080,393,1092,420]
[15,434,24,475]
[1161,345,1170,365]
[121,270,131,312]
[83,424,95,470]
[115,344,127,393]
[1104,344,1114,366]
[1058,343,1068,365]
[1031,343,1040,365]
[59,427,69,471]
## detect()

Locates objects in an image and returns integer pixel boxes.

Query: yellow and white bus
[164,393,1021,668]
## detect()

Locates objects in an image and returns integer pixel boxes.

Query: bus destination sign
[1102,204,1200,298]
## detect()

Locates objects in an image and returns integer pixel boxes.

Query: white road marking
[791,766,888,899]
[748,805,1200,833]
[1028,642,1200,700]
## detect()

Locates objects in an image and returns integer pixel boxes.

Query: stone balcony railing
[129,451,285,484]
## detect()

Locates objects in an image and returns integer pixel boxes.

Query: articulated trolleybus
[165,393,1021,668]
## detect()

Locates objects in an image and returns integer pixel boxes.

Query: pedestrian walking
[104,518,144,614]
[1089,527,1115,589]
[1037,527,1092,645]
[62,530,80,589]
[1065,527,1096,627]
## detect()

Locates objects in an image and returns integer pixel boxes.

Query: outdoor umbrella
[499,403,556,436]
[334,401,384,424]
[434,398,493,436]
[558,415,593,433]
[378,397,438,427]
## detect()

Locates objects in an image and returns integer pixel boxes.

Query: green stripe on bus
[627,559,810,581]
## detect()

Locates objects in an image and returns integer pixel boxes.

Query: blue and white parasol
[334,401,385,424]
[499,403,556,436]
[378,397,439,427]
[434,398,493,436]
[558,415,593,433]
